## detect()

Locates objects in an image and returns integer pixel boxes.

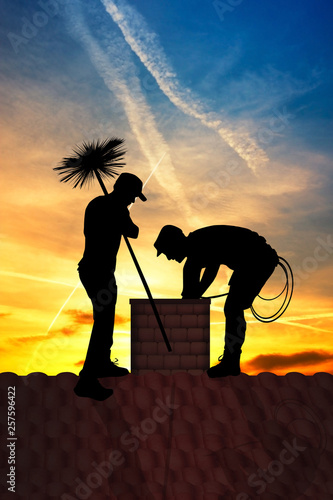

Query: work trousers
[78,263,117,374]
[224,245,279,355]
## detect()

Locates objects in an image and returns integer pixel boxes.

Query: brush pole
[95,171,109,195]
[122,235,172,351]
[94,170,172,352]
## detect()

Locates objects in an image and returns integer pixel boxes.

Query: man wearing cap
[75,173,146,400]
[154,225,278,378]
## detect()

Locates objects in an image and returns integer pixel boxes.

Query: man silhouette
[74,173,146,400]
[154,225,278,378]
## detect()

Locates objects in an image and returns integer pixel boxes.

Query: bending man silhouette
[154,225,278,378]
[74,173,146,400]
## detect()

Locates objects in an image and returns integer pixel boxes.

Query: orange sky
[0,153,332,376]
[1,1,333,376]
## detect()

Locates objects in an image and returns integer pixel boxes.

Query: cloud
[65,308,129,327]
[101,0,268,173]
[245,350,332,371]
[59,326,78,336]
[67,0,201,227]
[5,322,80,351]
[220,65,321,118]
[0,312,11,318]
[9,335,49,346]
[74,360,85,367]
[65,309,92,325]
[115,314,130,325]
[64,309,129,326]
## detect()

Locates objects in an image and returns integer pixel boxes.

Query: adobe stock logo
[213,0,244,22]
[61,395,179,500]
[7,0,69,54]
[242,437,307,497]
[236,398,327,499]
[293,234,333,286]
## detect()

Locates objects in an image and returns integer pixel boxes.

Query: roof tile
[1,370,332,499]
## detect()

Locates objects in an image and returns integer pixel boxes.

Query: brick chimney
[130,299,210,375]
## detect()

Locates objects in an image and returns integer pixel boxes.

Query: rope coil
[251,256,294,323]
[202,256,294,323]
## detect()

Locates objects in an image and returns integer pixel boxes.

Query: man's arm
[122,209,139,239]
[181,259,202,299]
[199,264,220,296]
[182,261,220,298]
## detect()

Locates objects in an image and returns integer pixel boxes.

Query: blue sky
[2,0,333,156]
[0,0,333,374]
[1,0,332,238]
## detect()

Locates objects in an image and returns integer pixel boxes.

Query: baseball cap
[154,225,184,256]
[114,173,147,201]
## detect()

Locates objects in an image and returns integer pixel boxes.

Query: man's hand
[181,291,202,299]
[182,260,220,298]
[124,214,139,239]
[199,264,220,296]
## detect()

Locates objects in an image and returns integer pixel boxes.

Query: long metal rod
[94,170,172,352]
[122,235,171,351]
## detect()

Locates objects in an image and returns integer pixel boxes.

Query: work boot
[80,350,130,378]
[207,349,241,378]
[74,376,113,401]
[95,358,130,378]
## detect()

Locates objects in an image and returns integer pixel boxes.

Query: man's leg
[78,268,116,373]
[207,251,278,378]
[78,267,128,379]
[207,293,245,377]
[224,301,246,356]
[72,267,114,399]
[82,289,117,374]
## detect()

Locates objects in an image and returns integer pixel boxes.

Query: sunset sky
[1,0,332,376]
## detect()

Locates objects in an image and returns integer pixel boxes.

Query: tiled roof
[0,371,332,499]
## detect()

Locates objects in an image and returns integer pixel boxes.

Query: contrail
[23,281,82,374]
[45,153,167,336]
[0,270,78,288]
[67,0,201,227]
[46,282,82,334]
[211,311,333,331]
[272,312,333,321]
[143,151,167,188]
[128,152,166,211]
[42,0,207,341]
[101,0,268,173]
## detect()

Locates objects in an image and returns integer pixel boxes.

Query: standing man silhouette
[74,173,146,400]
[154,225,278,378]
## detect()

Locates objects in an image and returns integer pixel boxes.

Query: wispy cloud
[0,313,11,318]
[65,308,129,326]
[9,335,49,346]
[59,327,78,337]
[101,0,268,173]
[115,314,130,325]
[67,0,201,226]
[245,350,332,371]
[65,309,92,325]
[74,360,85,367]
[219,65,322,118]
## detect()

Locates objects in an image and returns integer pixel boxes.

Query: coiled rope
[251,257,294,322]
[202,256,294,323]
